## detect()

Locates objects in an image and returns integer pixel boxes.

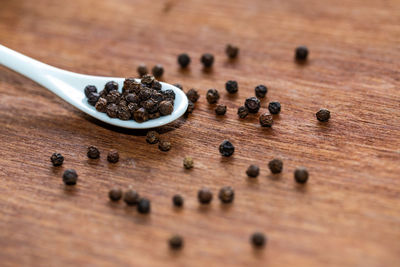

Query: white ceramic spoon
[0,44,188,129]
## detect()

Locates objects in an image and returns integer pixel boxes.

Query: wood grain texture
[0,0,400,266]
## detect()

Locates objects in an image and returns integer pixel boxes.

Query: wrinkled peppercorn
[245,97,261,113]
[146,131,159,144]
[148,112,160,119]
[186,89,200,103]
[106,90,121,104]
[124,189,140,205]
[225,44,239,59]
[128,102,139,113]
[198,188,213,204]
[172,194,184,207]
[215,104,227,115]
[295,46,308,61]
[141,74,155,86]
[237,106,249,118]
[87,146,100,159]
[206,89,220,104]
[159,140,171,152]
[152,64,164,78]
[106,103,119,118]
[316,108,330,122]
[225,80,238,94]
[137,198,151,213]
[109,188,122,201]
[107,150,119,163]
[183,156,194,169]
[268,159,283,174]
[158,100,173,115]
[246,165,259,178]
[105,81,118,93]
[219,140,235,157]
[87,92,100,106]
[218,186,234,203]
[200,53,214,68]
[137,64,148,77]
[125,93,138,103]
[268,101,281,115]
[50,153,64,166]
[259,112,273,127]
[118,106,131,120]
[294,167,309,184]
[163,89,175,101]
[251,232,266,248]
[186,101,195,114]
[95,97,107,112]
[177,53,191,68]
[133,107,149,122]
[255,85,268,98]
[169,235,183,250]
[62,169,78,185]
[84,85,97,97]
[173,83,183,90]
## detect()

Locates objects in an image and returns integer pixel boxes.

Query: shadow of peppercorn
[246,178,260,188]
[201,67,214,75]
[219,203,233,212]
[294,184,308,193]
[132,214,151,225]
[197,205,212,213]
[51,166,63,175]
[63,185,78,195]
[177,67,191,75]
[86,158,100,166]
[267,173,282,181]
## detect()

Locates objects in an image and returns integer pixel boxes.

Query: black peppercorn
[152,81,162,91]
[251,232,266,248]
[268,159,283,174]
[206,89,220,104]
[149,112,161,120]
[159,140,171,152]
[316,108,330,122]
[218,186,234,203]
[172,194,184,207]
[106,103,119,118]
[62,169,78,185]
[159,101,174,115]
[246,165,259,178]
[123,189,140,205]
[169,235,183,250]
[255,85,268,98]
[225,44,239,59]
[109,188,122,201]
[87,92,100,106]
[84,85,97,97]
[186,100,195,114]
[198,188,213,204]
[225,80,238,94]
[133,107,149,122]
[152,64,164,78]
[294,167,309,184]
[105,90,121,104]
[87,146,100,159]
[146,131,159,144]
[219,140,235,157]
[295,46,309,61]
[245,97,260,113]
[107,150,119,163]
[163,89,175,101]
[125,93,138,103]
[259,112,273,127]
[268,101,281,115]
[141,74,155,86]
[200,53,214,68]
[137,64,148,77]
[183,156,194,169]
[95,97,107,112]
[177,53,191,68]
[186,89,200,103]
[137,198,151,214]
[173,83,183,90]
[50,153,64,166]
[215,104,227,115]
[104,81,118,93]
[237,106,249,118]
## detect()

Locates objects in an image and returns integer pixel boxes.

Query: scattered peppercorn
[186,88,200,103]
[137,64,148,77]
[107,150,119,163]
[215,104,227,115]
[251,232,266,248]
[198,188,213,204]
[159,140,171,152]
[84,85,97,97]
[109,188,123,201]
[152,64,164,78]
[268,101,281,115]
[259,112,273,127]
[124,189,140,205]
[62,169,78,185]
[295,46,309,61]
[246,165,260,178]
[237,106,249,119]
[218,186,234,203]
[219,140,235,157]
[172,194,184,207]
[225,80,238,94]
[104,81,118,93]
[225,44,239,59]
[137,198,151,214]
[294,167,309,184]
[255,85,268,98]
[87,146,100,159]
[316,108,330,122]
[177,53,191,68]
[186,100,195,114]
[245,97,261,113]
[183,156,194,169]
[169,235,183,250]
[206,89,220,104]
[159,100,174,115]
[268,159,283,174]
[200,53,214,68]
[50,153,64,167]
[146,131,159,144]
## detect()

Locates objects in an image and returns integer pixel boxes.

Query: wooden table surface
[1,0,399,266]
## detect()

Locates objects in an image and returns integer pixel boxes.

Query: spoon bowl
[0,44,188,129]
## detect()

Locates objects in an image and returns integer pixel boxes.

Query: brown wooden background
[0,0,400,266]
